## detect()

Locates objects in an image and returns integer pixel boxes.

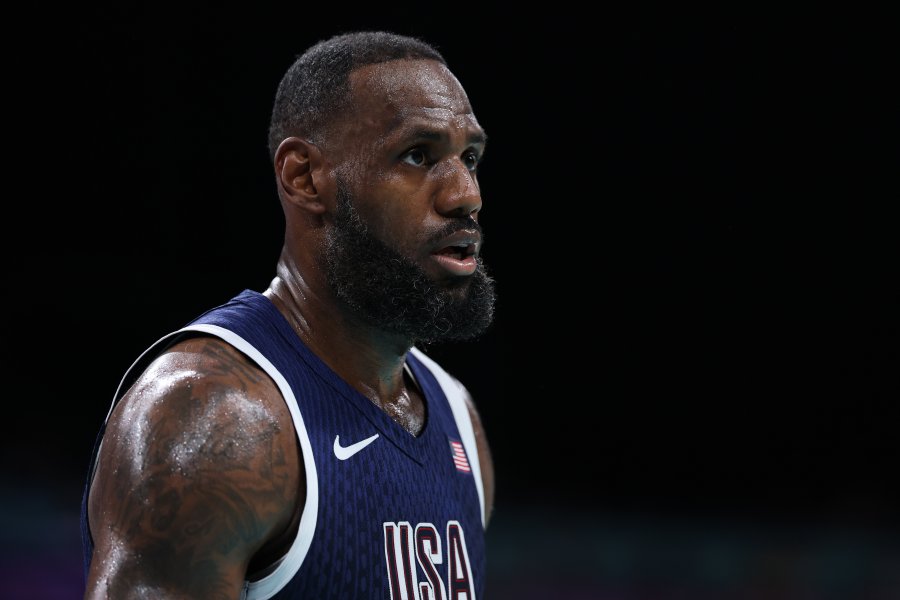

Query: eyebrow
[406,128,488,148]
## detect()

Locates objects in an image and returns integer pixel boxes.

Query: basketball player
[82,30,496,599]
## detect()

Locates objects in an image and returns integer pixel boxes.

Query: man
[81,31,496,599]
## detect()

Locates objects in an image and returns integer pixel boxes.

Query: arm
[85,336,302,599]
[462,389,495,527]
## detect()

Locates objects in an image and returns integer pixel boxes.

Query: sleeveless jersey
[81,290,487,599]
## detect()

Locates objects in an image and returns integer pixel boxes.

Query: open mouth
[435,242,477,261]
[431,235,479,276]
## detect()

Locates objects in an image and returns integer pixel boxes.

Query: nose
[433,157,482,219]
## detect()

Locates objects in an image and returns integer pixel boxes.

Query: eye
[401,148,427,166]
[462,150,481,172]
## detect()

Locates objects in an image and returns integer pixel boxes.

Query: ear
[274,137,327,214]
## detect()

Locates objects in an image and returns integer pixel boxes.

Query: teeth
[438,240,476,256]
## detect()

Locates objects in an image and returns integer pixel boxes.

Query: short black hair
[267,31,447,161]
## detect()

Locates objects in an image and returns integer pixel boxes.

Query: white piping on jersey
[93,323,318,600]
[181,324,319,600]
[409,347,486,529]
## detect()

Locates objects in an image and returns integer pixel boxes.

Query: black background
[3,5,898,598]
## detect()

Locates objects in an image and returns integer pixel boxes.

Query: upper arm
[462,387,495,527]
[85,336,301,599]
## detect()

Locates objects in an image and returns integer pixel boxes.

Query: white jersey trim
[96,323,318,599]
[409,347,486,528]
[179,324,318,600]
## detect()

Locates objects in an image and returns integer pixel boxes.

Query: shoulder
[117,335,295,448]
[409,347,479,419]
[409,347,495,525]
[86,335,301,595]
[455,379,495,526]
[99,334,300,504]
[409,346,464,392]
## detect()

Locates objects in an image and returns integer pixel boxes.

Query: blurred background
[2,5,898,599]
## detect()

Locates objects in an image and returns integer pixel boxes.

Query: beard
[323,181,496,344]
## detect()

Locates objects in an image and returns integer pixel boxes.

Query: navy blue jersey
[81,290,487,599]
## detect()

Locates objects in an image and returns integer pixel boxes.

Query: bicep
[86,339,300,598]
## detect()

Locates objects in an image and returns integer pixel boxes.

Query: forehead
[347,59,481,137]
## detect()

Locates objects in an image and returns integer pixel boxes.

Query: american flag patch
[449,439,471,473]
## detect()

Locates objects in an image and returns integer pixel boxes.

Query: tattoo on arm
[90,339,297,598]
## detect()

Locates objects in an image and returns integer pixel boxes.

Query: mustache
[426,217,484,246]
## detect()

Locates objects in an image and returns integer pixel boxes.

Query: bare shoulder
[86,335,301,598]
[459,382,496,527]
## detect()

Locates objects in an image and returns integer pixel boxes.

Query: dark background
[3,5,898,599]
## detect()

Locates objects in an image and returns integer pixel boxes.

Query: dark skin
[86,58,495,599]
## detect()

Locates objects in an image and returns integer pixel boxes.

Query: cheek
[376,208,429,254]
[364,181,433,250]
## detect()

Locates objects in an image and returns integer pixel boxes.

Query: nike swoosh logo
[333,433,380,460]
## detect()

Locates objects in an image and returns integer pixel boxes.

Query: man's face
[321,58,496,344]
[324,178,495,344]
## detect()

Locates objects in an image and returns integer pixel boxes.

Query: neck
[263,257,423,434]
